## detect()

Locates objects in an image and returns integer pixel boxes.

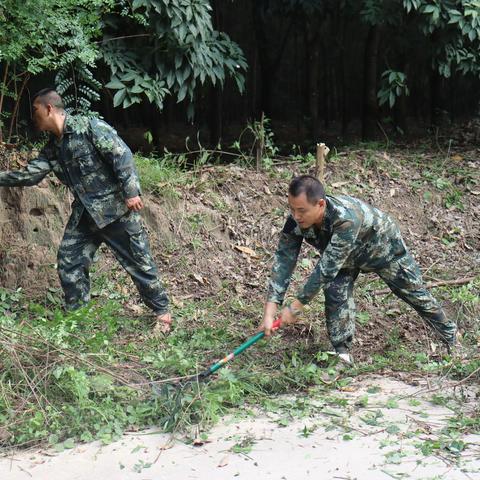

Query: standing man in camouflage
[0,89,172,333]
[260,175,456,363]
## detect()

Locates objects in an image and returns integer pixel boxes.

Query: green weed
[135,154,192,198]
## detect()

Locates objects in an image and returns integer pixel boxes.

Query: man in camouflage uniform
[0,89,172,332]
[260,175,456,363]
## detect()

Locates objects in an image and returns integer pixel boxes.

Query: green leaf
[130,85,144,94]
[166,71,175,88]
[121,71,139,82]
[113,89,127,107]
[177,84,188,102]
[389,91,395,108]
[63,438,75,449]
[386,424,400,434]
[175,54,183,69]
[105,78,125,90]
[386,398,399,409]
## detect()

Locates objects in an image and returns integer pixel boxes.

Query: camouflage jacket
[0,115,141,229]
[267,195,407,305]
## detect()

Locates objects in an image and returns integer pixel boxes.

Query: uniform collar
[50,114,72,146]
[63,114,74,135]
[321,197,334,233]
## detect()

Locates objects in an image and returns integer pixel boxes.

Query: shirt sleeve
[266,216,303,305]
[296,217,361,304]
[90,118,141,199]
[0,152,52,187]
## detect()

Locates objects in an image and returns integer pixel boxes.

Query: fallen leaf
[160,441,174,451]
[192,273,205,284]
[127,304,145,315]
[451,154,463,162]
[390,188,395,197]
[193,436,211,447]
[234,284,245,294]
[217,455,230,467]
[171,296,184,308]
[338,386,357,392]
[234,245,258,257]
[331,181,348,188]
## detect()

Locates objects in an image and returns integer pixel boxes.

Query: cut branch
[315,143,329,182]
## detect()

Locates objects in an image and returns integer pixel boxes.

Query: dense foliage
[103,0,246,113]
[0,0,108,140]
[0,0,246,140]
[2,1,480,145]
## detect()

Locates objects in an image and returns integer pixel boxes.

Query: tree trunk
[308,31,322,140]
[209,0,223,146]
[252,0,272,117]
[208,86,223,147]
[361,25,381,140]
[394,56,409,135]
[320,39,329,131]
[294,27,301,133]
[251,0,294,119]
[338,17,348,135]
[430,68,444,127]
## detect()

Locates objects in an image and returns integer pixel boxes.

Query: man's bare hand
[280,299,304,327]
[260,301,278,336]
[126,196,144,211]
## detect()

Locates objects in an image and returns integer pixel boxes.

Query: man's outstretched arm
[0,155,52,187]
[261,218,303,335]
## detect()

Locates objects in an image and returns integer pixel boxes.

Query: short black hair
[32,88,64,110]
[288,175,326,204]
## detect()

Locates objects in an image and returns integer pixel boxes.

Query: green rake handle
[198,317,282,379]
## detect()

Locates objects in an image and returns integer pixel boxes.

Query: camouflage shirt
[267,195,407,305]
[0,115,141,229]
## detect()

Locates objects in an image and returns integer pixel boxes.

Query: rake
[151,317,282,394]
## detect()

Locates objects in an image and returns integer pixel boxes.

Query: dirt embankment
[0,145,479,358]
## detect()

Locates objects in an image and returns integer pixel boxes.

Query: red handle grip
[272,316,282,330]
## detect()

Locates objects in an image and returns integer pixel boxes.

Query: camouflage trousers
[57,210,169,314]
[324,251,456,350]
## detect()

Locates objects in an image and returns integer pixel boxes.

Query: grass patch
[135,154,194,198]
[1,142,479,452]
[1,277,478,451]
[0,286,341,450]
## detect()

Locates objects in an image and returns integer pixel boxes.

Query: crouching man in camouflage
[259,175,456,363]
[0,89,172,333]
